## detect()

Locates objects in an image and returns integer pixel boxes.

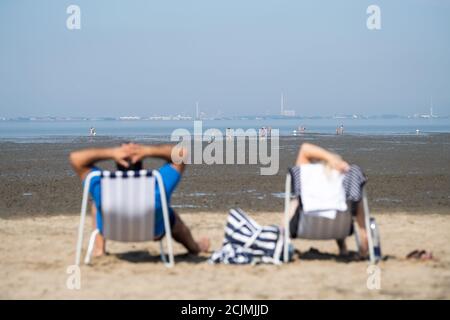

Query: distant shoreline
[1,131,450,144]
[1,118,450,143]
[1,115,449,121]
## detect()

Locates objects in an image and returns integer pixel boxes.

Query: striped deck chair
[282,164,379,264]
[74,169,174,267]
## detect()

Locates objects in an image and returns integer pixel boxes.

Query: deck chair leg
[75,217,85,266]
[75,172,98,266]
[353,222,361,253]
[162,224,174,268]
[362,188,376,264]
[159,240,167,264]
[154,171,175,268]
[84,229,99,265]
[283,173,291,263]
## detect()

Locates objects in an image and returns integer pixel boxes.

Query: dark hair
[116,160,143,172]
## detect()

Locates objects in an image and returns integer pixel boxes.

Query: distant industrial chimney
[195,101,199,120]
[280,92,295,117]
[280,92,284,115]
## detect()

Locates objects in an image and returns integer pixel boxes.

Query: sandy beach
[1,134,450,299]
[1,212,449,299]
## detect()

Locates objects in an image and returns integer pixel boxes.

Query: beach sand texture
[1,212,450,299]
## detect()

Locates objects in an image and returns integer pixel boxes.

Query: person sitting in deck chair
[287,142,370,258]
[70,143,210,258]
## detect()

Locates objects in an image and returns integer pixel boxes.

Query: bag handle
[244,227,262,248]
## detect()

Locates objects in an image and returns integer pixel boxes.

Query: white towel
[303,210,339,220]
[300,163,347,218]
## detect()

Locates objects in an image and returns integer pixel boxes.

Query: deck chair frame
[75,170,174,268]
[283,173,377,264]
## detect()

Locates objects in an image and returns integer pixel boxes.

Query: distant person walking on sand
[336,125,344,135]
[69,143,210,258]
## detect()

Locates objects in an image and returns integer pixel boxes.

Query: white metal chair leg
[154,171,175,268]
[75,171,100,266]
[283,173,291,263]
[84,229,99,265]
[362,188,376,264]
[354,222,361,254]
[159,240,167,264]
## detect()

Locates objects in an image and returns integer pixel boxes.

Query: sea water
[0,118,449,143]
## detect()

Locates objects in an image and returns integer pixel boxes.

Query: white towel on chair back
[300,163,347,218]
[100,171,156,242]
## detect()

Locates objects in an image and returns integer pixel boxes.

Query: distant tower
[195,101,199,120]
[430,97,434,117]
[280,92,295,117]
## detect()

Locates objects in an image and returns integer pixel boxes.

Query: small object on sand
[22,192,33,196]
[406,249,434,261]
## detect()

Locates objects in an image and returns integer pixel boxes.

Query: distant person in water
[69,143,210,258]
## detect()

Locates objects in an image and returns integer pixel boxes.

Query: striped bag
[209,208,289,265]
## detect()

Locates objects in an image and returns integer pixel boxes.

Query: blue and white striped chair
[283,164,379,264]
[74,169,174,267]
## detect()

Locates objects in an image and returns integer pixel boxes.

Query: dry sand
[1,211,449,299]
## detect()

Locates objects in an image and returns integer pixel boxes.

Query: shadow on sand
[115,250,209,264]
[298,248,365,263]
[297,248,392,263]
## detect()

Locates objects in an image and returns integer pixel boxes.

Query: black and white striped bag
[209,208,287,265]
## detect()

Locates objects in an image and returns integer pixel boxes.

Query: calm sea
[1,118,450,143]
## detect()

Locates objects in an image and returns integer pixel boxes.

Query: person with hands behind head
[290,142,369,258]
[69,143,210,259]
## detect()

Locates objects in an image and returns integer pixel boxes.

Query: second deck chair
[74,169,174,268]
[283,165,379,264]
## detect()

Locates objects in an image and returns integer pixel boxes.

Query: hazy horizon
[1,0,449,118]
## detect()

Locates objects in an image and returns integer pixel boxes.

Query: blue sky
[0,0,449,117]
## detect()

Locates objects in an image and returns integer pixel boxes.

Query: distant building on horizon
[280,93,296,117]
[415,97,438,119]
[119,116,141,120]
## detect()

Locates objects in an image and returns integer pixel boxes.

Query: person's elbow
[69,151,84,175]
[300,142,313,155]
[297,143,314,165]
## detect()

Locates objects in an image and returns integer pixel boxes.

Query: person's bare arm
[69,146,131,180]
[296,143,349,172]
